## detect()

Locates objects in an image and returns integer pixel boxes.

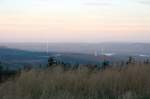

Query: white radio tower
[101,48,104,55]
[46,41,49,54]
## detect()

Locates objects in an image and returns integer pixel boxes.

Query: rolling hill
[0,43,150,70]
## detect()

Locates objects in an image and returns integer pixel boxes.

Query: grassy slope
[0,64,150,99]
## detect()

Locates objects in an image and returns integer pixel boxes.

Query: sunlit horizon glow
[0,0,150,43]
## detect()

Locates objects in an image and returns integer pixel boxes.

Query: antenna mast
[46,41,49,55]
[101,48,104,55]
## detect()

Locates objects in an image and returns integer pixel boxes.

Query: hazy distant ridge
[1,43,150,55]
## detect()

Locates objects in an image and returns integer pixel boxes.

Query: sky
[0,0,150,43]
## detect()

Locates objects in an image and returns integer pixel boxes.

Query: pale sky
[0,0,150,42]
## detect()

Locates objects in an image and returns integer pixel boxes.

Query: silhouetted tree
[126,56,135,65]
[102,60,110,69]
[48,57,57,67]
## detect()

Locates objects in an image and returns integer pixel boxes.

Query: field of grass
[0,64,150,99]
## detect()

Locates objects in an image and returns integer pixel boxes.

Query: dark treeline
[0,62,17,82]
[47,56,150,71]
[0,56,150,83]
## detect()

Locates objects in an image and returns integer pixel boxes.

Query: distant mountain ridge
[0,43,149,70]
[1,43,150,55]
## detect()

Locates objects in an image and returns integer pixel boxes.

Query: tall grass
[0,64,150,99]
